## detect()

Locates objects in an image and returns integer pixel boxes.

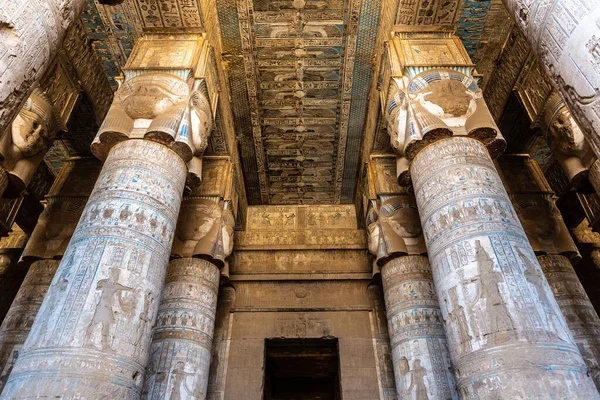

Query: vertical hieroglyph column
[383,34,600,398]
[0,158,100,389]
[144,160,236,400]
[1,35,216,398]
[0,0,85,133]
[501,0,600,156]
[499,154,600,391]
[365,158,458,399]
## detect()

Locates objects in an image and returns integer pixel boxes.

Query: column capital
[91,35,218,190]
[381,34,505,181]
[364,156,426,265]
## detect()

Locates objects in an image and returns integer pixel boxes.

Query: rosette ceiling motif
[81,0,509,204]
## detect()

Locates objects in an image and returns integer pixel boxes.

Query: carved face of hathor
[117,76,189,120]
[414,80,478,126]
[11,93,57,157]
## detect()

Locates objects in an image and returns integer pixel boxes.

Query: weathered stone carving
[541,91,596,192]
[512,194,580,257]
[143,258,220,400]
[2,140,187,397]
[366,196,426,265]
[0,0,86,134]
[384,34,505,185]
[0,259,60,394]
[501,0,600,159]
[539,254,600,391]
[171,199,235,267]
[92,73,212,171]
[499,154,600,391]
[411,137,599,398]
[379,256,458,400]
[0,90,62,197]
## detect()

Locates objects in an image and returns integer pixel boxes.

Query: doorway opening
[263,338,341,400]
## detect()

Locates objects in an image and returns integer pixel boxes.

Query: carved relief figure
[169,361,196,400]
[446,286,472,355]
[407,359,429,400]
[134,291,154,357]
[0,89,62,196]
[85,268,135,351]
[518,248,572,343]
[472,241,514,337]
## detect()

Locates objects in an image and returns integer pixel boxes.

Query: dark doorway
[263,338,341,400]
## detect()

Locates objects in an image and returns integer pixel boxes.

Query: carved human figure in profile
[85,268,135,351]
[0,89,61,196]
[472,241,514,338]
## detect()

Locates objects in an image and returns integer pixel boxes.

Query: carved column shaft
[144,162,235,400]
[1,139,187,398]
[143,258,220,400]
[412,137,598,398]
[0,0,85,133]
[502,0,600,157]
[366,188,457,399]
[380,255,457,399]
[0,259,59,391]
[499,154,600,390]
[539,254,600,389]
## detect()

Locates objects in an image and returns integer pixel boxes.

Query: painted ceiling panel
[76,0,511,205]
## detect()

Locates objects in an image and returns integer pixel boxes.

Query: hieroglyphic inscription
[411,137,599,398]
[2,140,187,397]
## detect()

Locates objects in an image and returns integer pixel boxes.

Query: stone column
[0,0,85,133]
[499,154,600,391]
[382,34,600,397]
[366,192,458,399]
[501,0,600,156]
[1,34,215,398]
[539,255,600,389]
[206,285,236,400]
[1,140,187,398]
[0,158,99,390]
[411,137,597,398]
[0,259,59,391]
[144,258,220,400]
[143,198,235,400]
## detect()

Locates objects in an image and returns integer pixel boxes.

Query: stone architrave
[383,35,600,397]
[501,0,600,157]
[0,0,85,134]
[144,199,235,400]
[367,193,458,399]
[411,137,598,398]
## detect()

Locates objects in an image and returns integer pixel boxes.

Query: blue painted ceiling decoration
[75,0,513,205]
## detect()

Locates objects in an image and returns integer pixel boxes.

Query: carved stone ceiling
[72,0,512,205]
